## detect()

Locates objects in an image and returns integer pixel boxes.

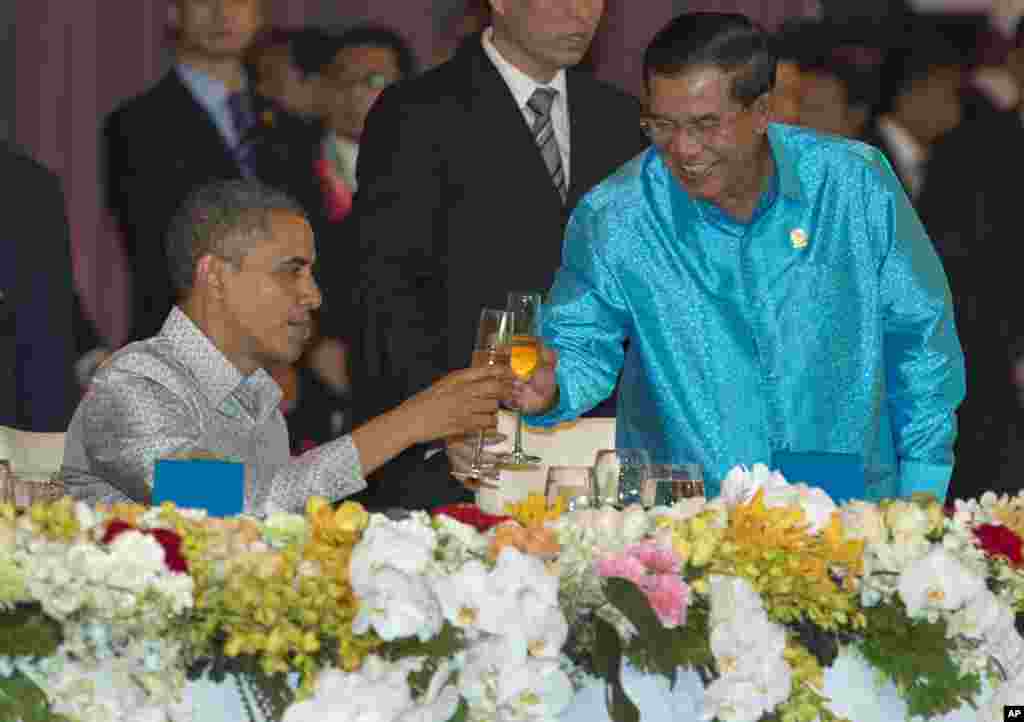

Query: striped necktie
[527,87,566,202]
[226,91,257,177]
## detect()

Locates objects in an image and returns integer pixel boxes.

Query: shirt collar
[160,307,282,420]
[876,116,926,178]
[766,124,804,202]
[176,64,235,114]
[481,27,568,113]
[324,132,360,189]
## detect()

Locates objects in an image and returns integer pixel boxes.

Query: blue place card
[770,450,865,503]
[152,459,245,517]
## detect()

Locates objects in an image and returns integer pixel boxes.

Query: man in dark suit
[104,0,311,342]
[917,21,1024,498]
[347,0,648,510]
[0,142,77,431]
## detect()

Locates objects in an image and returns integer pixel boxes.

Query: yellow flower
[505,493,564,526]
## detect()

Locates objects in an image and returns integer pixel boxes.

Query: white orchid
[702,659,793,722]
[883,500,931,542]
[458,637,573,722]
[898,547,986,621]
[718,464,787,506]
[707,575,764,628]
[283,655,424,722]
[350,517,438,596]
[946,588,1015,641]
[430,559,492,633]
[352,566,442,642]
[985,673,1024,722]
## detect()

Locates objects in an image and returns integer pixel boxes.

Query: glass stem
[471,430,486,473]
[513,410,525,456]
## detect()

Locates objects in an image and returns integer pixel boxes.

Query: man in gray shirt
[62,181,510,515]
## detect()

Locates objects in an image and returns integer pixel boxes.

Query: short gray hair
[165,180,305,296]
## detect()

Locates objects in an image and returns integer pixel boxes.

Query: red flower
[101,519,189,574]
[974,523,1024,566]
[434,503,510,533]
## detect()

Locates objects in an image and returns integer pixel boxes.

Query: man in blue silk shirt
[515,13,965,501]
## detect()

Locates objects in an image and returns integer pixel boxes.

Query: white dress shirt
[876,116,927,199]
[324,132,360,191]
[481,28,571,187]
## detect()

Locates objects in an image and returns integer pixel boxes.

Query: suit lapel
[158,72,241,177]
[460,40,565,210]
[565,71,610,209]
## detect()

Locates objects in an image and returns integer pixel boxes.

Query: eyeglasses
[326,70,395,91]
[640,107,749,146]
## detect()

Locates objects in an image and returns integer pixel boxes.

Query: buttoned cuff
[898,460,952,500]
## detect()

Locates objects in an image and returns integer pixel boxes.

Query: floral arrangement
[2,465,1024,722]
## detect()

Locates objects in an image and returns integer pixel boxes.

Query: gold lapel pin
[790,228,808,249]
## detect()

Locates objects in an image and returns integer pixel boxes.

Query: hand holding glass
[450,308,513,483]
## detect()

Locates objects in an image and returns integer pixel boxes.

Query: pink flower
[629,541,682,575]
[640,574,689,628]
[595,542,690,628]
[595,555,647,585]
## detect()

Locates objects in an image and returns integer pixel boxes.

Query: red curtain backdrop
[15,1,821,347]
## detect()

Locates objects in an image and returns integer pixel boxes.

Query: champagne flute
[450,308,513,483]
[544,466,599,512]
[496,291,543,466]
[593,448,651,508]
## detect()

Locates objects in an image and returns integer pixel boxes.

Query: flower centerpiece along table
[1,464,1023,722]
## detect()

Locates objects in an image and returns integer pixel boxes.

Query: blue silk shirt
[527,124,965,501]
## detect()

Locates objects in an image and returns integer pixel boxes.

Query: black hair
[166,180,305,296]
[643,12,776,107]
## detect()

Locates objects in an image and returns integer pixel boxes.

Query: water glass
[592,448,651,508]
[544,466,599,512]
[646,462,705,506]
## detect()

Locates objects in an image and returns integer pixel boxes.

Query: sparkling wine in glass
[451,308,513,483]
[497,292,543,467]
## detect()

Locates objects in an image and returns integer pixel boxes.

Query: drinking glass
[496,292,543,466]
[450,308,513,483]
[544,466,599,512]
[646,462,705,507]
[592,448,652,508]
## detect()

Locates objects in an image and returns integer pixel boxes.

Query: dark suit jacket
[0,142,77,431]
[347,36,648,509]
[917,100,1024,498]
[103,70,315,341]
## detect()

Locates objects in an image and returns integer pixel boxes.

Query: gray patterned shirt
[61,308,365,514]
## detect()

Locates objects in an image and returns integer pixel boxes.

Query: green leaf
[0,605,63,659]
[605,578,663,640]
[594,616,639,722]
[447,698,469,722]
[857,602,984,717]
[0,670,71,722]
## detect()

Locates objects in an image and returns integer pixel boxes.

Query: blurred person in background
[255,25,418,452]
[862,21,968,200]
[246,26,319,118]
[0,142,77,432]
[917,18,1024,498]
[796,54,871,139]
[104,0,310,343]
[432,0,492,68]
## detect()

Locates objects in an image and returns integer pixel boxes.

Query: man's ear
[195,255,224,297]
[753,93,772,134]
